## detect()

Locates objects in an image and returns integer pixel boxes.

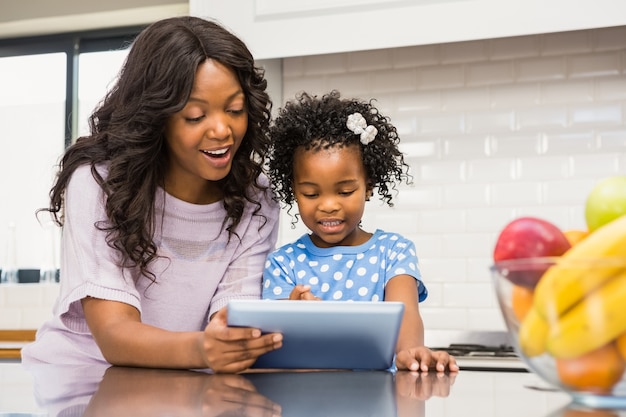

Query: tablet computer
[227,300,404,370]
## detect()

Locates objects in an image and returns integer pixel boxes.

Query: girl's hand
[201,308,283,373]
[395,346,459,373]
[288,284,320,301]
[395,370,457,400]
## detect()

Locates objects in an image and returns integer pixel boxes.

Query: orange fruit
[556,342,625,394]
[563,229,589,247]
[511,284,534,321]
[616,332,626,360]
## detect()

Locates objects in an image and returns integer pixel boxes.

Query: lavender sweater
[22,164,279,365]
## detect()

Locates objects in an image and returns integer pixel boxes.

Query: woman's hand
[83,366,282,417]
[82,297,281,371]
[288,284,320,300]
[395,346,459,373]
[202,308,283,373]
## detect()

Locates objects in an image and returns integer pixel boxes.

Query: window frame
[0,26,144,147]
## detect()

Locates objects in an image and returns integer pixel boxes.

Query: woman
[21,16,282,372]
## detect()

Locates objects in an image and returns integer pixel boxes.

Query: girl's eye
[302,193,318,198]
[339,190,356,196]
[228,108,245,115]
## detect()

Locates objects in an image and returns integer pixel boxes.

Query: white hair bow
[346,112,378,145]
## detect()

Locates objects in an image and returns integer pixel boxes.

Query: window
[77,50,129,137]
[0,52,66,277]
[0,28,141,276]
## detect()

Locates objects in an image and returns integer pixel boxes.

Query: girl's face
[164,59,248,204]
[293,143,372,248]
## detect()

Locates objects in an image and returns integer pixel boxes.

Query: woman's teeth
[202,148,228,156]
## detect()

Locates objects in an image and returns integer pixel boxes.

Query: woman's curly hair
[42,16,272,282]
[267,90,411,216]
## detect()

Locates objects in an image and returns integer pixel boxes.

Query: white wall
[275,26,626,333]
[4,26,625,334]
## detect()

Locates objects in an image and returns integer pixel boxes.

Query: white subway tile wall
[279,26,626,332]
[2,26,625,332]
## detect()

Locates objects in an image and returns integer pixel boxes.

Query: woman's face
[164,59,248,204]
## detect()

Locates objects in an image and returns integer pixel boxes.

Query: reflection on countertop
[3,362,620,417]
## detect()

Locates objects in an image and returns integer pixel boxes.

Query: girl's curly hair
[42,16,272,282]
[267,90,411,215]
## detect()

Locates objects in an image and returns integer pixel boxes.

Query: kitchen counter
[2,362,608,417]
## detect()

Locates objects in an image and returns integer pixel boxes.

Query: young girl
[21,16,282,372]
[263,91,458,373]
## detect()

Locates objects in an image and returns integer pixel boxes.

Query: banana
[532,214,626,323]
[518,307,549,357]
[546,270,626,359]
[517,214,626,358]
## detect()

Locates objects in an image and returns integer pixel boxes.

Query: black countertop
[1,361,613,417]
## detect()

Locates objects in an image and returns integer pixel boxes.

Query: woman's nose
[205,113,230,140]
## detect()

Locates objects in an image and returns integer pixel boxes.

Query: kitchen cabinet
[191,0,626,60]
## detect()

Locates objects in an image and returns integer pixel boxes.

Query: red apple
[493,217,571,288]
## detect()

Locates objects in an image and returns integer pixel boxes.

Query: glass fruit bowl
[491,257,626,409]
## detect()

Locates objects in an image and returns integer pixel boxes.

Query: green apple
[585,176,626,232]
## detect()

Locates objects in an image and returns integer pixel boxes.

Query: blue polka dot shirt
[262,229,427,302]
